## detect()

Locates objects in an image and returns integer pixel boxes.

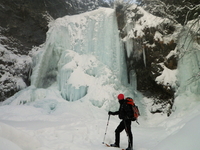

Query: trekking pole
[102,114,110,144]
[136,120,140,125]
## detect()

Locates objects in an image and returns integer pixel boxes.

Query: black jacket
[111,100,133,120]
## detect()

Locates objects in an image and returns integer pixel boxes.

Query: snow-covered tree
[136,0,200,25]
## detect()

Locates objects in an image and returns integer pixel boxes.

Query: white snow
[1,91,200,150]
[1,7,200,150]
[155,65,177,88]
[0,34,32,91]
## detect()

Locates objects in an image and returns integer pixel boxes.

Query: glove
[108,111,113,115]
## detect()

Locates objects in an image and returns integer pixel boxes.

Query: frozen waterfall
[30,8,129,102]
[177,19,200,97]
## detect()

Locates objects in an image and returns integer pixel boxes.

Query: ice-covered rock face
[31,8,128,101]
[0,0,109,102]
[177,19,200,96]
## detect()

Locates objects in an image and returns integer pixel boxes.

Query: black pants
[115,119,133,148]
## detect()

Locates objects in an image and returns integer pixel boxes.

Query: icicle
[143,47,146,67]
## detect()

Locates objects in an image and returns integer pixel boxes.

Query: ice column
[177,23,200,96]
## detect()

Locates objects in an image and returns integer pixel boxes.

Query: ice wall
[177,19,200,97]
[31,8,128,101]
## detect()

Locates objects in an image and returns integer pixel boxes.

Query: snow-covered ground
[1,6,200,150]
[0,94,200,150]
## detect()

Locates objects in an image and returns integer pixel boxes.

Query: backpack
[125,97,140,123]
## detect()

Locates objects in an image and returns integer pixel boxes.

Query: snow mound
[0,122,41,150]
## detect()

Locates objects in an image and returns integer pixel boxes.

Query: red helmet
[117,94,124,100]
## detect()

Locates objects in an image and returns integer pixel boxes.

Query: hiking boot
[110,143,119,147]
[126,147,133,150]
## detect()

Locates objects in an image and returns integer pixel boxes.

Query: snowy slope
[1,7,200,150]
[1,96,200,150]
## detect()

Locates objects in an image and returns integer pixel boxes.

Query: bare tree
[136,0,200,25]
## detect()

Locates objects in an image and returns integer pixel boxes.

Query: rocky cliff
[115,4,182,115]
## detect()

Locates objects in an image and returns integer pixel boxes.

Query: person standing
[108,94,133,150]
